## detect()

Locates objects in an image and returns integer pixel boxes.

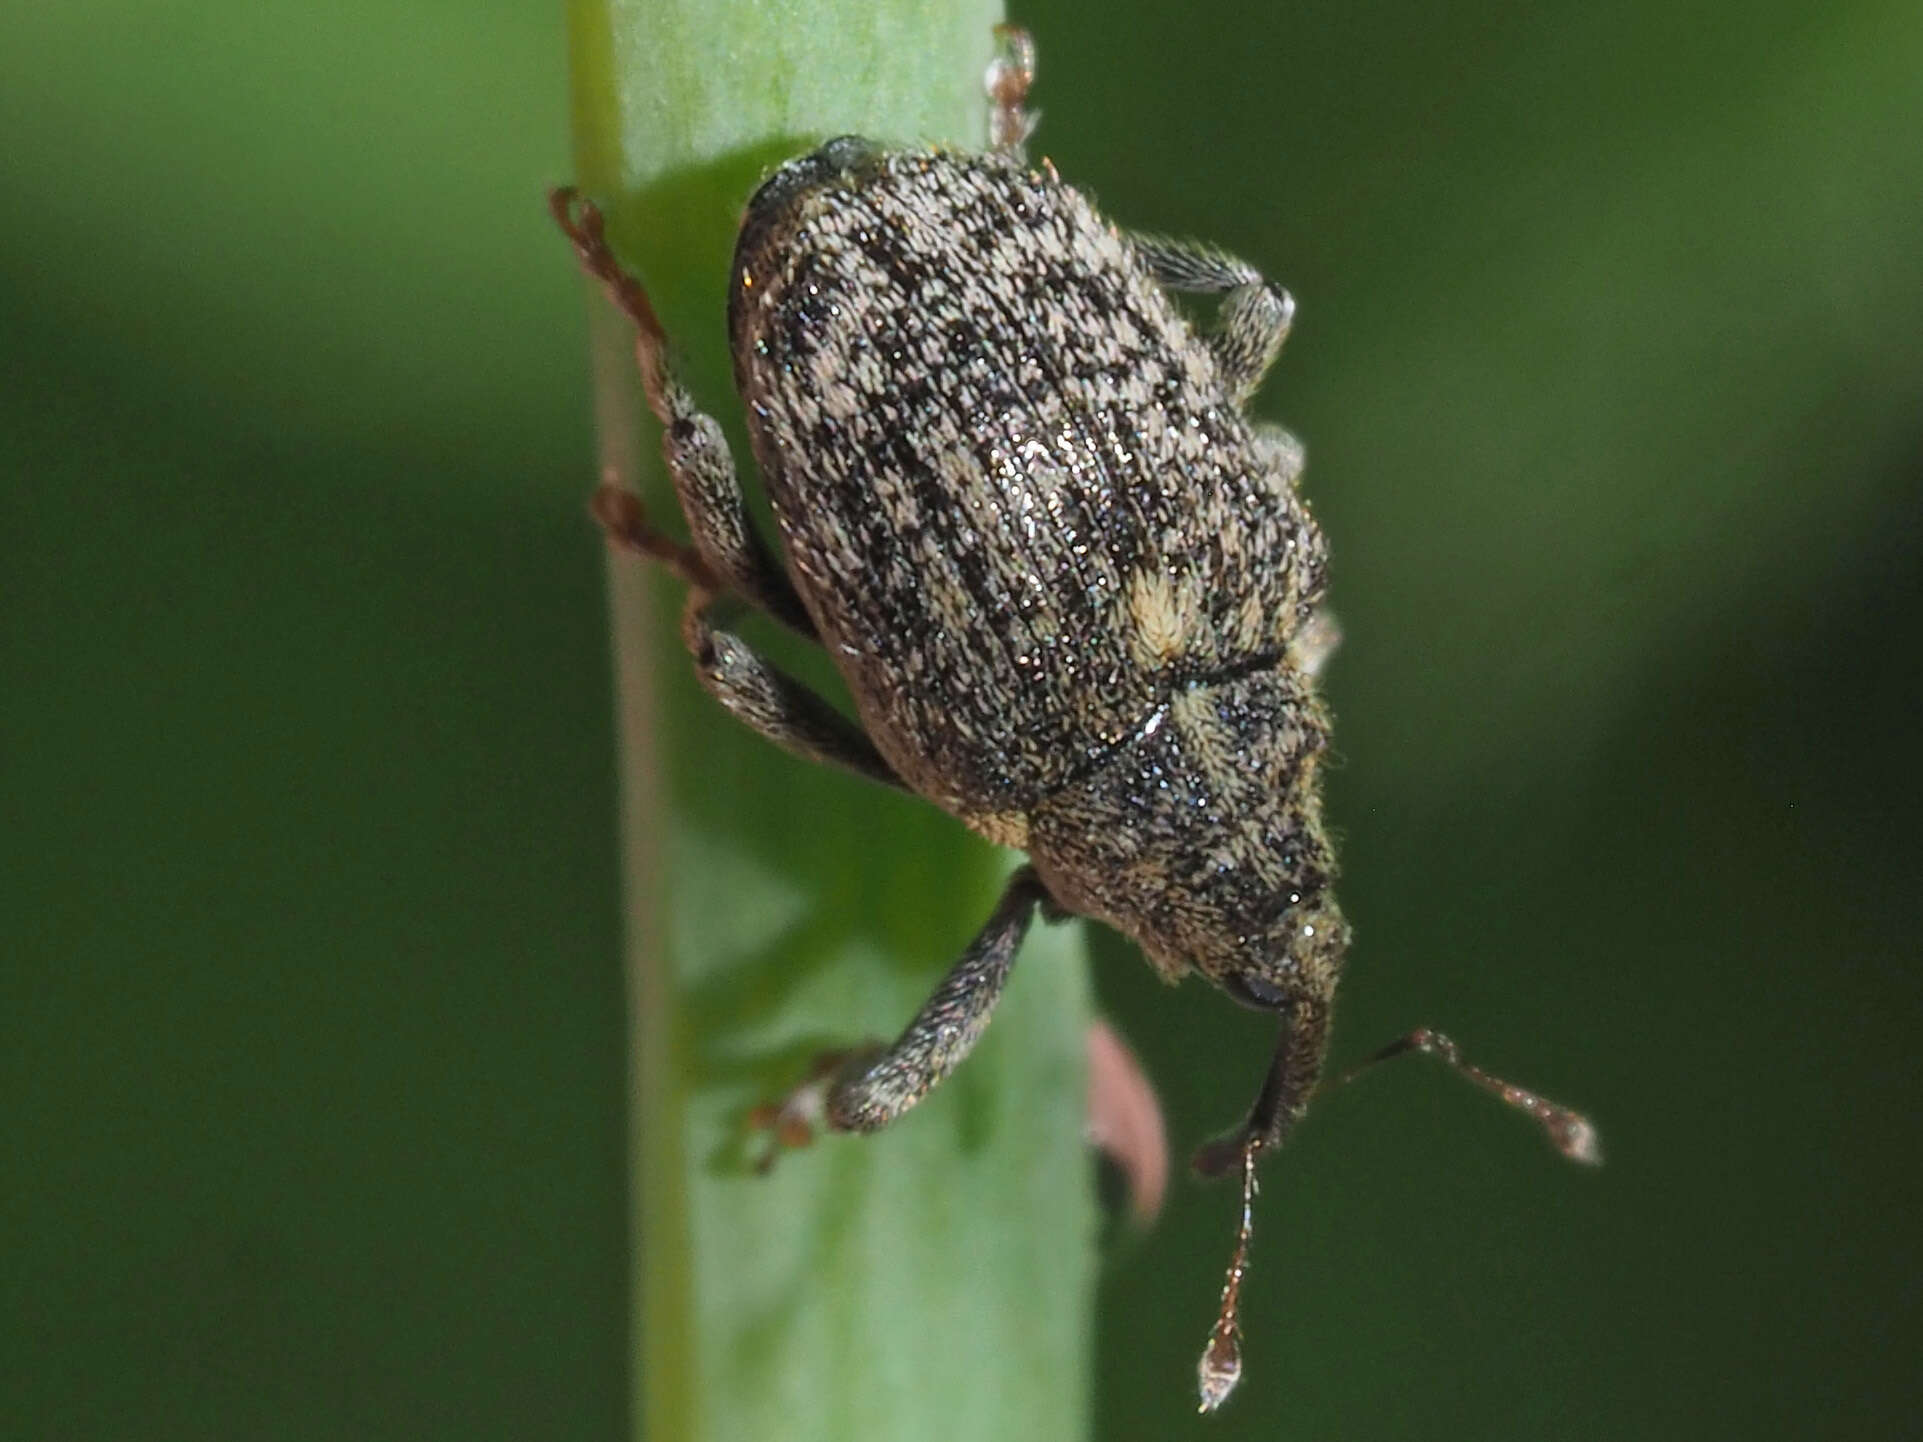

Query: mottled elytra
[555,25,1599,1414]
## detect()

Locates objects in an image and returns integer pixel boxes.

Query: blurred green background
[5,0,1920,1439]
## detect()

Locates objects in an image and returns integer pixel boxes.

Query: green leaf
[560,4,1097,1440]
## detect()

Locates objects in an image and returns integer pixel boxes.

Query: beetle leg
[986,24,1039,155]
[679,591,906,791]
[1191,997,1332,1178]
[1130,235,1296,408]
[1292,606,1343,681]
[752,866,1054,1164]
[550,187,817,639]
[1251,420,1306,490]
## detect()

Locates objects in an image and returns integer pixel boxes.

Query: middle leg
[681,591,905,792]
[1131,234,1296,407]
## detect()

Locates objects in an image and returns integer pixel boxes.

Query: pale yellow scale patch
[964,809,1031,850]
[1126,566,1206,668]
[1168,689,1241,794]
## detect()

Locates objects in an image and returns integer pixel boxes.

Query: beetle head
[1214,890,1350,1012]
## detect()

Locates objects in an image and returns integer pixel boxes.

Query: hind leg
[752,867,1059,1165]
[1131,234,1296,408]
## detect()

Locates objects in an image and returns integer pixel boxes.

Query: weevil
[555,26,1599,1413]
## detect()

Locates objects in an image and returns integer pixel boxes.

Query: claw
[744,1049,858,1174]
[745,1100,819,1174]
[546,185,668,357]
[548,185,611,263]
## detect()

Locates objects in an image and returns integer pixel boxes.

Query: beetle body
[552,29,1596,1411]
[731,140,1349,1003]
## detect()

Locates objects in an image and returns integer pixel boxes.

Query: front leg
[551,188,817,638]
[1131,234,1295,408]
[754,867,1057,1162]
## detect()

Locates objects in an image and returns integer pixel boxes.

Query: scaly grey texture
[559,123,1344,1161]
[730,143,1346,1035]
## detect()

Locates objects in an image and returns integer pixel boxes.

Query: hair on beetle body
[554,23,1598,1413]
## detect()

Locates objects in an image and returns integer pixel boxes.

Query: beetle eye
[1222,970,1289,1011]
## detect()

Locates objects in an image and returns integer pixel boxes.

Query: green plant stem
[563,4,1097,1440]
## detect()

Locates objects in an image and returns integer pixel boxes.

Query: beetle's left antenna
[1196,1135,1260,1412]
[1188,1003,1327,1412]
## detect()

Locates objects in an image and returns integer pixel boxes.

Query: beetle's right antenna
[1326,1028,1603,1166]
[986,24,1038,155]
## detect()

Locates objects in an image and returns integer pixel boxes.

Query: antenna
[1194,1027,1600,1411]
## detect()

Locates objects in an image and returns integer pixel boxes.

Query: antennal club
[1197,1135,1262,1413]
